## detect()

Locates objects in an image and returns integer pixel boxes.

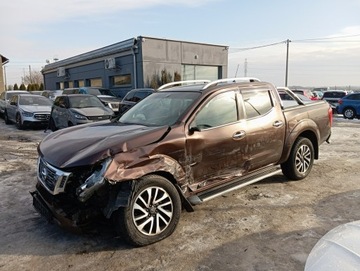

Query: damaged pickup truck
[31,78,332,246]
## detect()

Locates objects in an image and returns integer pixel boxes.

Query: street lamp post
[285,39,291,87]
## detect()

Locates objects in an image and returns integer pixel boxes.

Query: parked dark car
[63,87,122,114]
[118,88,155,114]
[32,78,332,247]
[4,94,52,129]
[42,90,63,101]
[322,90,348,113]
[336,92,360,119]
[48,94,114,131]
[0,90,29,116]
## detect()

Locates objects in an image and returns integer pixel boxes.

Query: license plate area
[31,191,53,222]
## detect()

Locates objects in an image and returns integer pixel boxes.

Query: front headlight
[76,158,112,202]
[73,113,87,120]
[21,109,33,117]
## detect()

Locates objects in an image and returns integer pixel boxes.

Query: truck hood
[38,122,170,168]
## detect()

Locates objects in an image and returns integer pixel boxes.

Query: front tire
[49,117,57,131]
[114,175,181,246]
[15,113,24,129]
[281,137,314,180]
[4,111,11,124]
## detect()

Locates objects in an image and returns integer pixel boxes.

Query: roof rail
[158,80,211,90]
[202,77,261,90]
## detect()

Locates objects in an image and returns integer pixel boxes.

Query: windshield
[98,88,115,96]
[119,91,201,126]
[19,95,53,106]
[86,89,102,95]
[69,96,104,108]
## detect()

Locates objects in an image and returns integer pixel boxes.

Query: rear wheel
[114,175,181,246]
[281,137,314,180]
[343,107,355,119]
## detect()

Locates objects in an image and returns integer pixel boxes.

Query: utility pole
[285,39,291,87]
[29,65,32,84]
[244,58,248,77]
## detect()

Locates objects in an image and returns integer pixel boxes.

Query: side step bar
[187,166,282,205]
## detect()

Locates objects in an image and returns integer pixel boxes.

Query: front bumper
[31,183,101,233]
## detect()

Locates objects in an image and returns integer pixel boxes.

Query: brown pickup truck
[31,78,332,246]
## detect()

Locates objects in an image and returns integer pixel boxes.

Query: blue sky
[1,0,360,88]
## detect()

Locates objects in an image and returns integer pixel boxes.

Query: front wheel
[281,137,314,180]
[49,117,57,131]
[15,113,24,129]
[4,111,11,124]
[114,175,182,246]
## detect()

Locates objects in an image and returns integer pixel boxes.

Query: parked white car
[0,90,29,116]
[4,94,53,129]
[49,94,114,131]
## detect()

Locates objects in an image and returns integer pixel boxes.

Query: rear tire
[281,137,314,180]
[114,175,181,247]
[343,107,355,119]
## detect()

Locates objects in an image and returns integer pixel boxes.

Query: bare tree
[22,70,43,85]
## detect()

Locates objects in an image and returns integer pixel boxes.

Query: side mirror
[10,101,17,105]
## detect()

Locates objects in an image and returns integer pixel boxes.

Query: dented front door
[185,90,251,191]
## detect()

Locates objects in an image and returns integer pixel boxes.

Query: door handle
[233,130,246,139]
[273,120,283,128]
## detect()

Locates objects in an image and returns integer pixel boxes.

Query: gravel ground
[0,115,359,271]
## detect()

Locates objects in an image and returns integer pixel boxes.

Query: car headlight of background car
[20,109,33,117]
[73,113,87,120]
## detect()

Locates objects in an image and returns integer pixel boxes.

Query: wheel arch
[279,120,319,164]
[104,168,193,219]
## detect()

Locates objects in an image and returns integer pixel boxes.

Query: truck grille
[34,114,50,120]
[37,158,71,195]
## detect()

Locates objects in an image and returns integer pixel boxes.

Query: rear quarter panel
[279,101,331,163]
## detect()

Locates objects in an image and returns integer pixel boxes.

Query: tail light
[338,99,343,105]
[328,106,333,127]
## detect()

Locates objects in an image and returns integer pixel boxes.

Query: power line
[229,33,360,52]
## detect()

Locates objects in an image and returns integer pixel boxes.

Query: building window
[182,65,219,81]
[112,74,131,86]
[89,78,102,87]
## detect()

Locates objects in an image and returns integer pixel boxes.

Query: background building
[0,54,9,93]
[41,36,228,98]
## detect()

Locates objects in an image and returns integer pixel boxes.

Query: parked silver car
[0,90,29,116]
[49,94,114,131]
[4,94,52,129]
